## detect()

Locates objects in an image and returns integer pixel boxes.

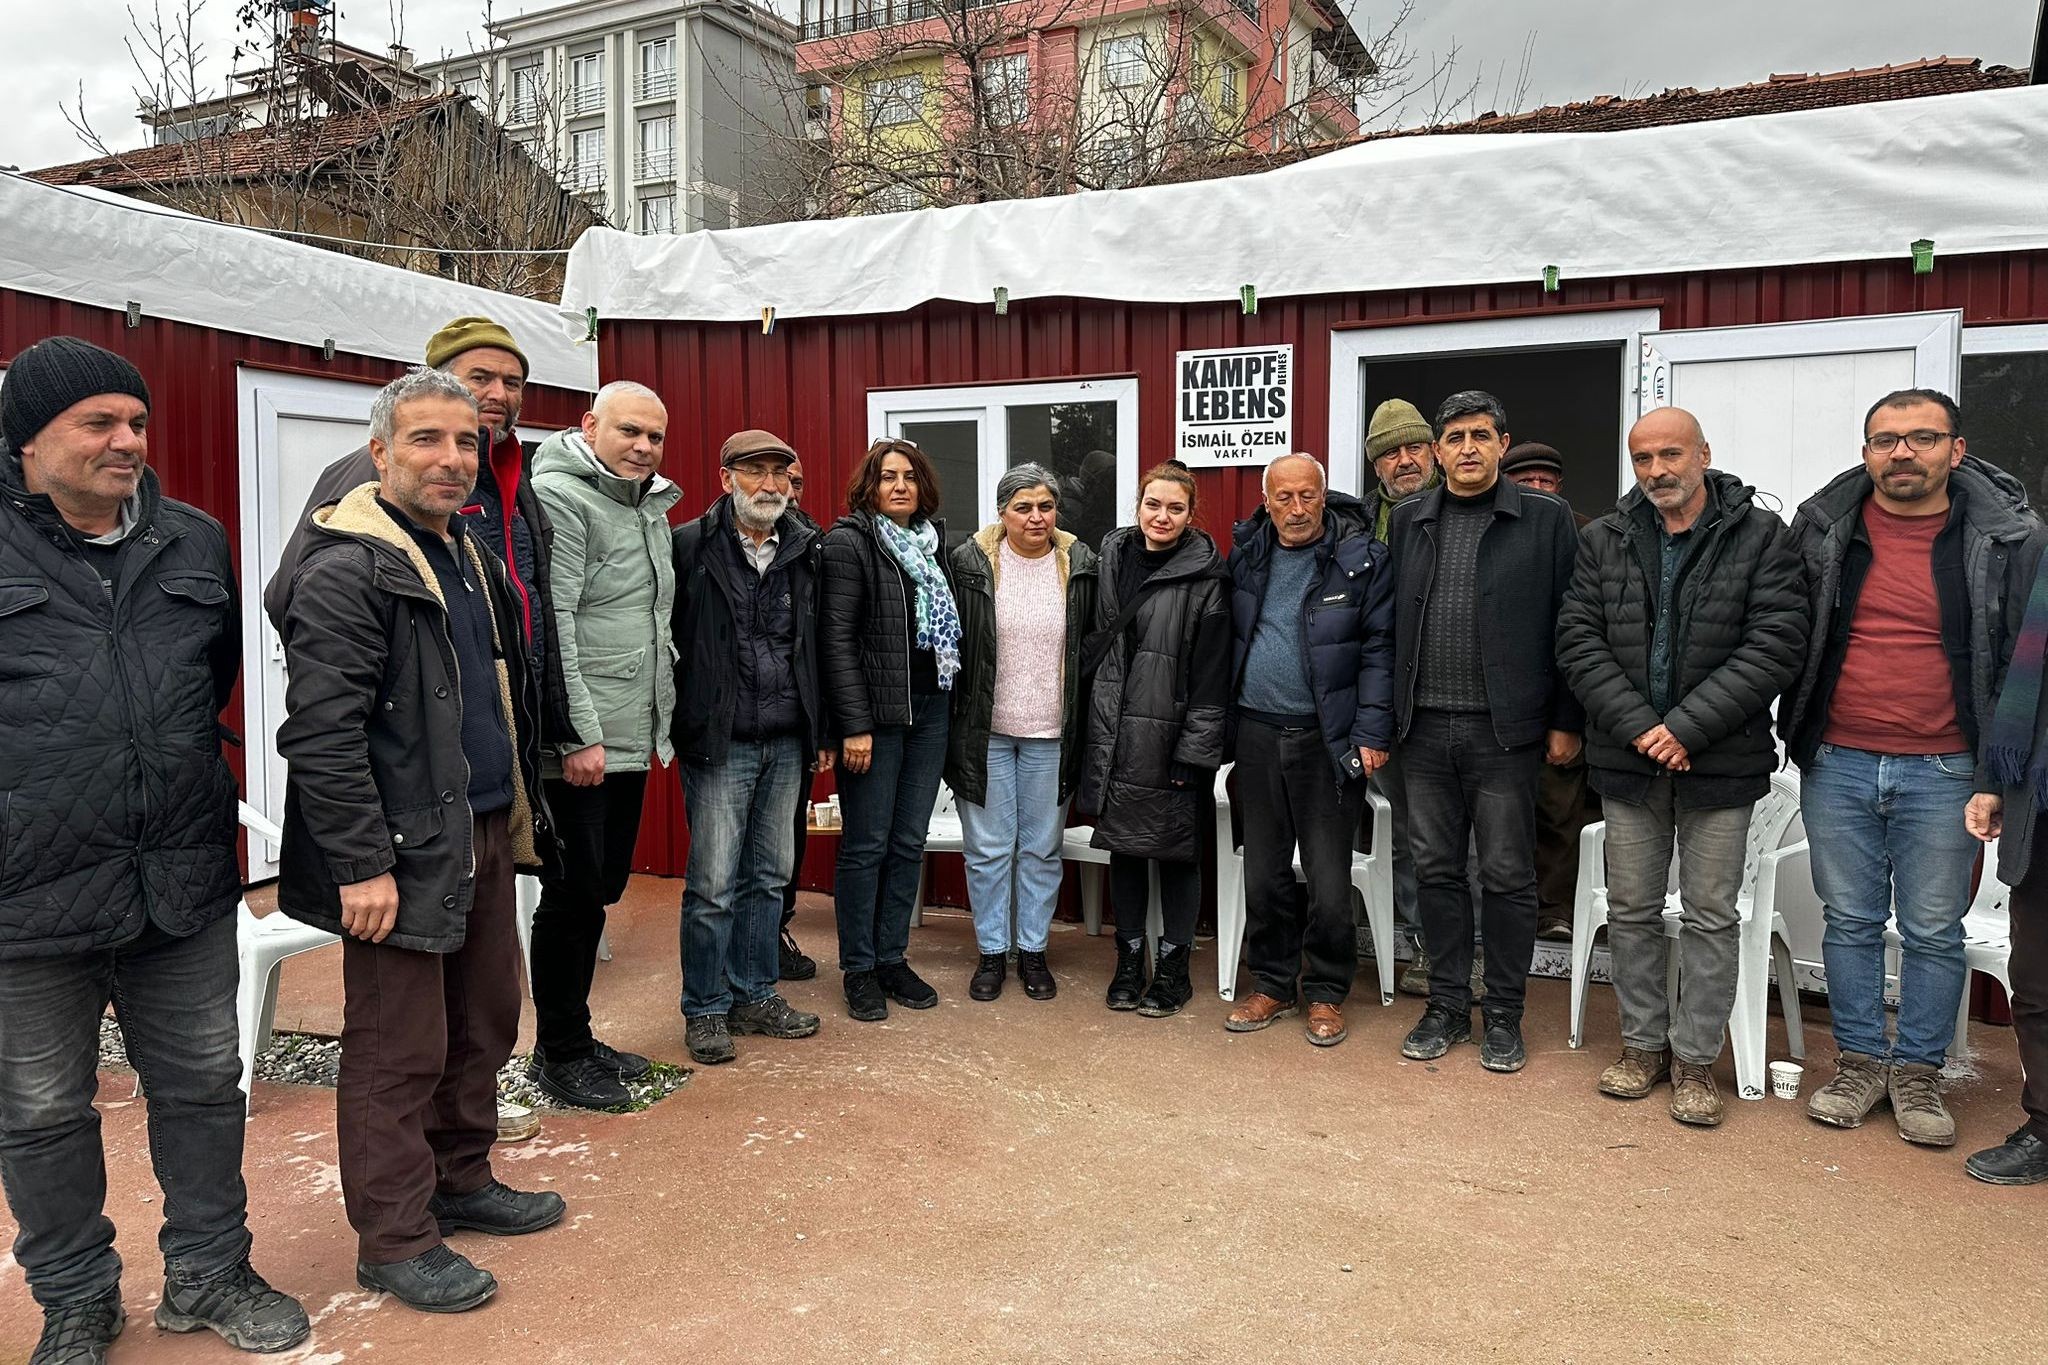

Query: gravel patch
[98,1018,691,1113]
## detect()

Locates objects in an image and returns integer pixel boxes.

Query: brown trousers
[338,808,520,1264]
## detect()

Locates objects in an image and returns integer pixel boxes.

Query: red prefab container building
[566,84,2048,1004]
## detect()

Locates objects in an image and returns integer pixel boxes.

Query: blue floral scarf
[874,514,961,690]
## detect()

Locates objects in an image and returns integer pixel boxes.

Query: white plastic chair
[1212,763,1397,1005]
[1881,872,2012,1060]
[915,781,1157,947]
[233,802,339,1112]
[1567,771,1806,1100]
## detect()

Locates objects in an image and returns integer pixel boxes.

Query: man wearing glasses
[670,432,832,1066]
[1782,389,2045,1145]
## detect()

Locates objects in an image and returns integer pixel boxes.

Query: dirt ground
[2,878,2042,1365]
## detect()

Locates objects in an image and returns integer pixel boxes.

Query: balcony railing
[800,0,995,42]
[568,163,607,193]
[637,69,676,100]
[635,150,675,181]
[570,83,606,116]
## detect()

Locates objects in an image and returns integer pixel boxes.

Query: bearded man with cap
[669,430,832,1066]
[1502,441,1599,940]
[0,337,310,1362]
[264,315,566,1143]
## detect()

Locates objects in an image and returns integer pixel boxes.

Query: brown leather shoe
[1669,1060,1725,1127]
[1224,992,1298,1033]
[1305,1002,1347,1047]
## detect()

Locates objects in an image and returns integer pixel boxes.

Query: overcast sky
[0,0,2036,169]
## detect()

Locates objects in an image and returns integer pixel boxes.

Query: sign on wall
[1174,344,1292,466]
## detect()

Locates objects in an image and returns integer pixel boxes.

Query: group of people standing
[2,313,2046,1365]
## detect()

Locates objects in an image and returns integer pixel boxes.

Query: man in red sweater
[1781,388,2045,1146]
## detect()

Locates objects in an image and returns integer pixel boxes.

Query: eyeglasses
[1864,430,1955,455]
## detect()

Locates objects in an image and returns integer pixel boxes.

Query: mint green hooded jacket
[530,429,682,774]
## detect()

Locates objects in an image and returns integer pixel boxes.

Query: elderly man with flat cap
[670,430,833,1066]
[0,337,310,1363]
[266,315,567,1142]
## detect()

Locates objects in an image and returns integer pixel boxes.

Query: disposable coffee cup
[1768,1060,1803,1100]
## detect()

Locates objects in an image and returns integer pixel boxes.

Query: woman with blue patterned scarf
[818,439,962,1023]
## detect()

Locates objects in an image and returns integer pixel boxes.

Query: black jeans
[1403,708,1543,1015]
[1110,853,1201,945]
[532,769,649,1060]
[0,915,251,1307]
[1237,716,1367,1005]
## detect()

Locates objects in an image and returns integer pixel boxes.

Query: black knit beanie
[0,337,152,451]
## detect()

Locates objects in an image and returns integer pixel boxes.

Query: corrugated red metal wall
[602,250,2048,886]
[0,288,592,798]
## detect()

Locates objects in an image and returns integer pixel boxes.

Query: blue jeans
[958,735,1066,953]
[0,916,251,1307]
[1801,743,1979,1066]
[834,693,950,973]
[681,736,804,1017]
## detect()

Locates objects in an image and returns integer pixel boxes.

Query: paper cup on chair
[1768,1061,1803,1100]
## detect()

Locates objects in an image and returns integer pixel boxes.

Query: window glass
[1961,349,2048,503]
[896,419,980,548]
[1007,402,1119,551]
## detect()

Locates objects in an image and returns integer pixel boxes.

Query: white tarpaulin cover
[0,173,596,392]
[562,85,2048,326]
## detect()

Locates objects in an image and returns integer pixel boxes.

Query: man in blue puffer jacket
[1224,453,1395,1049]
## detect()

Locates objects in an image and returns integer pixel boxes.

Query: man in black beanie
[0,337,310,1363]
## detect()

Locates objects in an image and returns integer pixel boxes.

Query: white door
[1638,310,1962,515]
[1640,311,1962,988]
[237,370,380,878]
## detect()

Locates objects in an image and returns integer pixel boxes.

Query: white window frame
[1218,63,1239,114]
[1100,34,1147,89]
[866,377,1141,531]
[510,64,545,122]
[1325,309,1662,498]
[639,36,676,100]
[570,127,606,187]
[637,114,675,179]
[638,193,677,234]
[867,73,925,128]
[569,52,605,114]
[982,53,1027,127]
[1962,322,2048,357]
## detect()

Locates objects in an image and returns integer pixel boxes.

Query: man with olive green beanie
[1366,398,1440,543]
[1364,397,1441,994]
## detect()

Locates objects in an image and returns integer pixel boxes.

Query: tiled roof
[1403,55,2028,137]
[1175,56,2030,182]
[28,94,465,190]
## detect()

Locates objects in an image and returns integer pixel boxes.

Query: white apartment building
[427,0,802,234]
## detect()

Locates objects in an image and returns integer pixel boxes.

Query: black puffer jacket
[0,450,242,959]
[264,436,577,748]
[1555,471,1808,781]
[818,512,954,738]
[1077,527,1232,861]
[271,485,549,953]
[945,525,1099,805]
[1386,476,1586,746]
[1778,456,2047,768]
[1228,513,1396,783]
[671,497,824,764]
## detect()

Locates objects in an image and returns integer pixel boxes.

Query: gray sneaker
[728,994,821,1040]
[685,1013,737,1065]
[1807,1050,1891,1128]
[1888,1061,1957,1147]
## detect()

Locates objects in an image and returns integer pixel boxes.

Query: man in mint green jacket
[526,381,681,1109]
